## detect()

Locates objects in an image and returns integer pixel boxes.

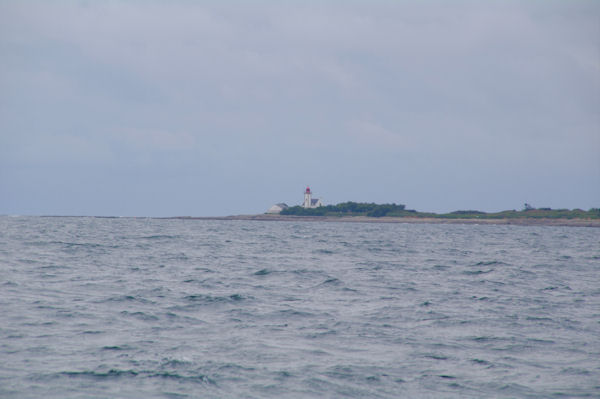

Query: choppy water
[1,216,599,398]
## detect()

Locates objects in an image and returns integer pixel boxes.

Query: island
[179,203,600,228]
[280,201,600,220]
[250,187,594,226]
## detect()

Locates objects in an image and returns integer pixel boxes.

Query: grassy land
[279,202,600,219]
[436,208,599,219]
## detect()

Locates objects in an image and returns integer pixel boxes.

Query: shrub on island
[280,203,600,219]
[280,202,406,217]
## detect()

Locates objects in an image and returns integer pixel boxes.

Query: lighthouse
[302,186,323,208]
[303,186,312,208]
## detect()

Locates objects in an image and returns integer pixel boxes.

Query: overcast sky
[1,1,598,216]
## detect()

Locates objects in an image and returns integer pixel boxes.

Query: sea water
[1,216,599,398]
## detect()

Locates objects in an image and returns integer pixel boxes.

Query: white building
[266,203,288,214]
[302,186,323,208]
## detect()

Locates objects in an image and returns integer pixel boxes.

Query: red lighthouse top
[305,186,311,194]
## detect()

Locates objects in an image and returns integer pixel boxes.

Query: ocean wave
[3,217,599,398]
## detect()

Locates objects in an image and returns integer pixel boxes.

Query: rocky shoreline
[174,214,600,227]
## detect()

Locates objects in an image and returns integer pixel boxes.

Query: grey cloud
[1,1,598,215]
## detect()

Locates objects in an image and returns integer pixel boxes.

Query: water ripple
[0,216,598,398]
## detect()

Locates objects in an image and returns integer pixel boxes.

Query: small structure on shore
[266,186,323,214]
[266,203,288,214]
[302,186,322,209]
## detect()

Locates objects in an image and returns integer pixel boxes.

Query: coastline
[176,214,600,227]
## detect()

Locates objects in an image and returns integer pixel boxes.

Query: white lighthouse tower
[302,186,323,208]
[303,186,312,208]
